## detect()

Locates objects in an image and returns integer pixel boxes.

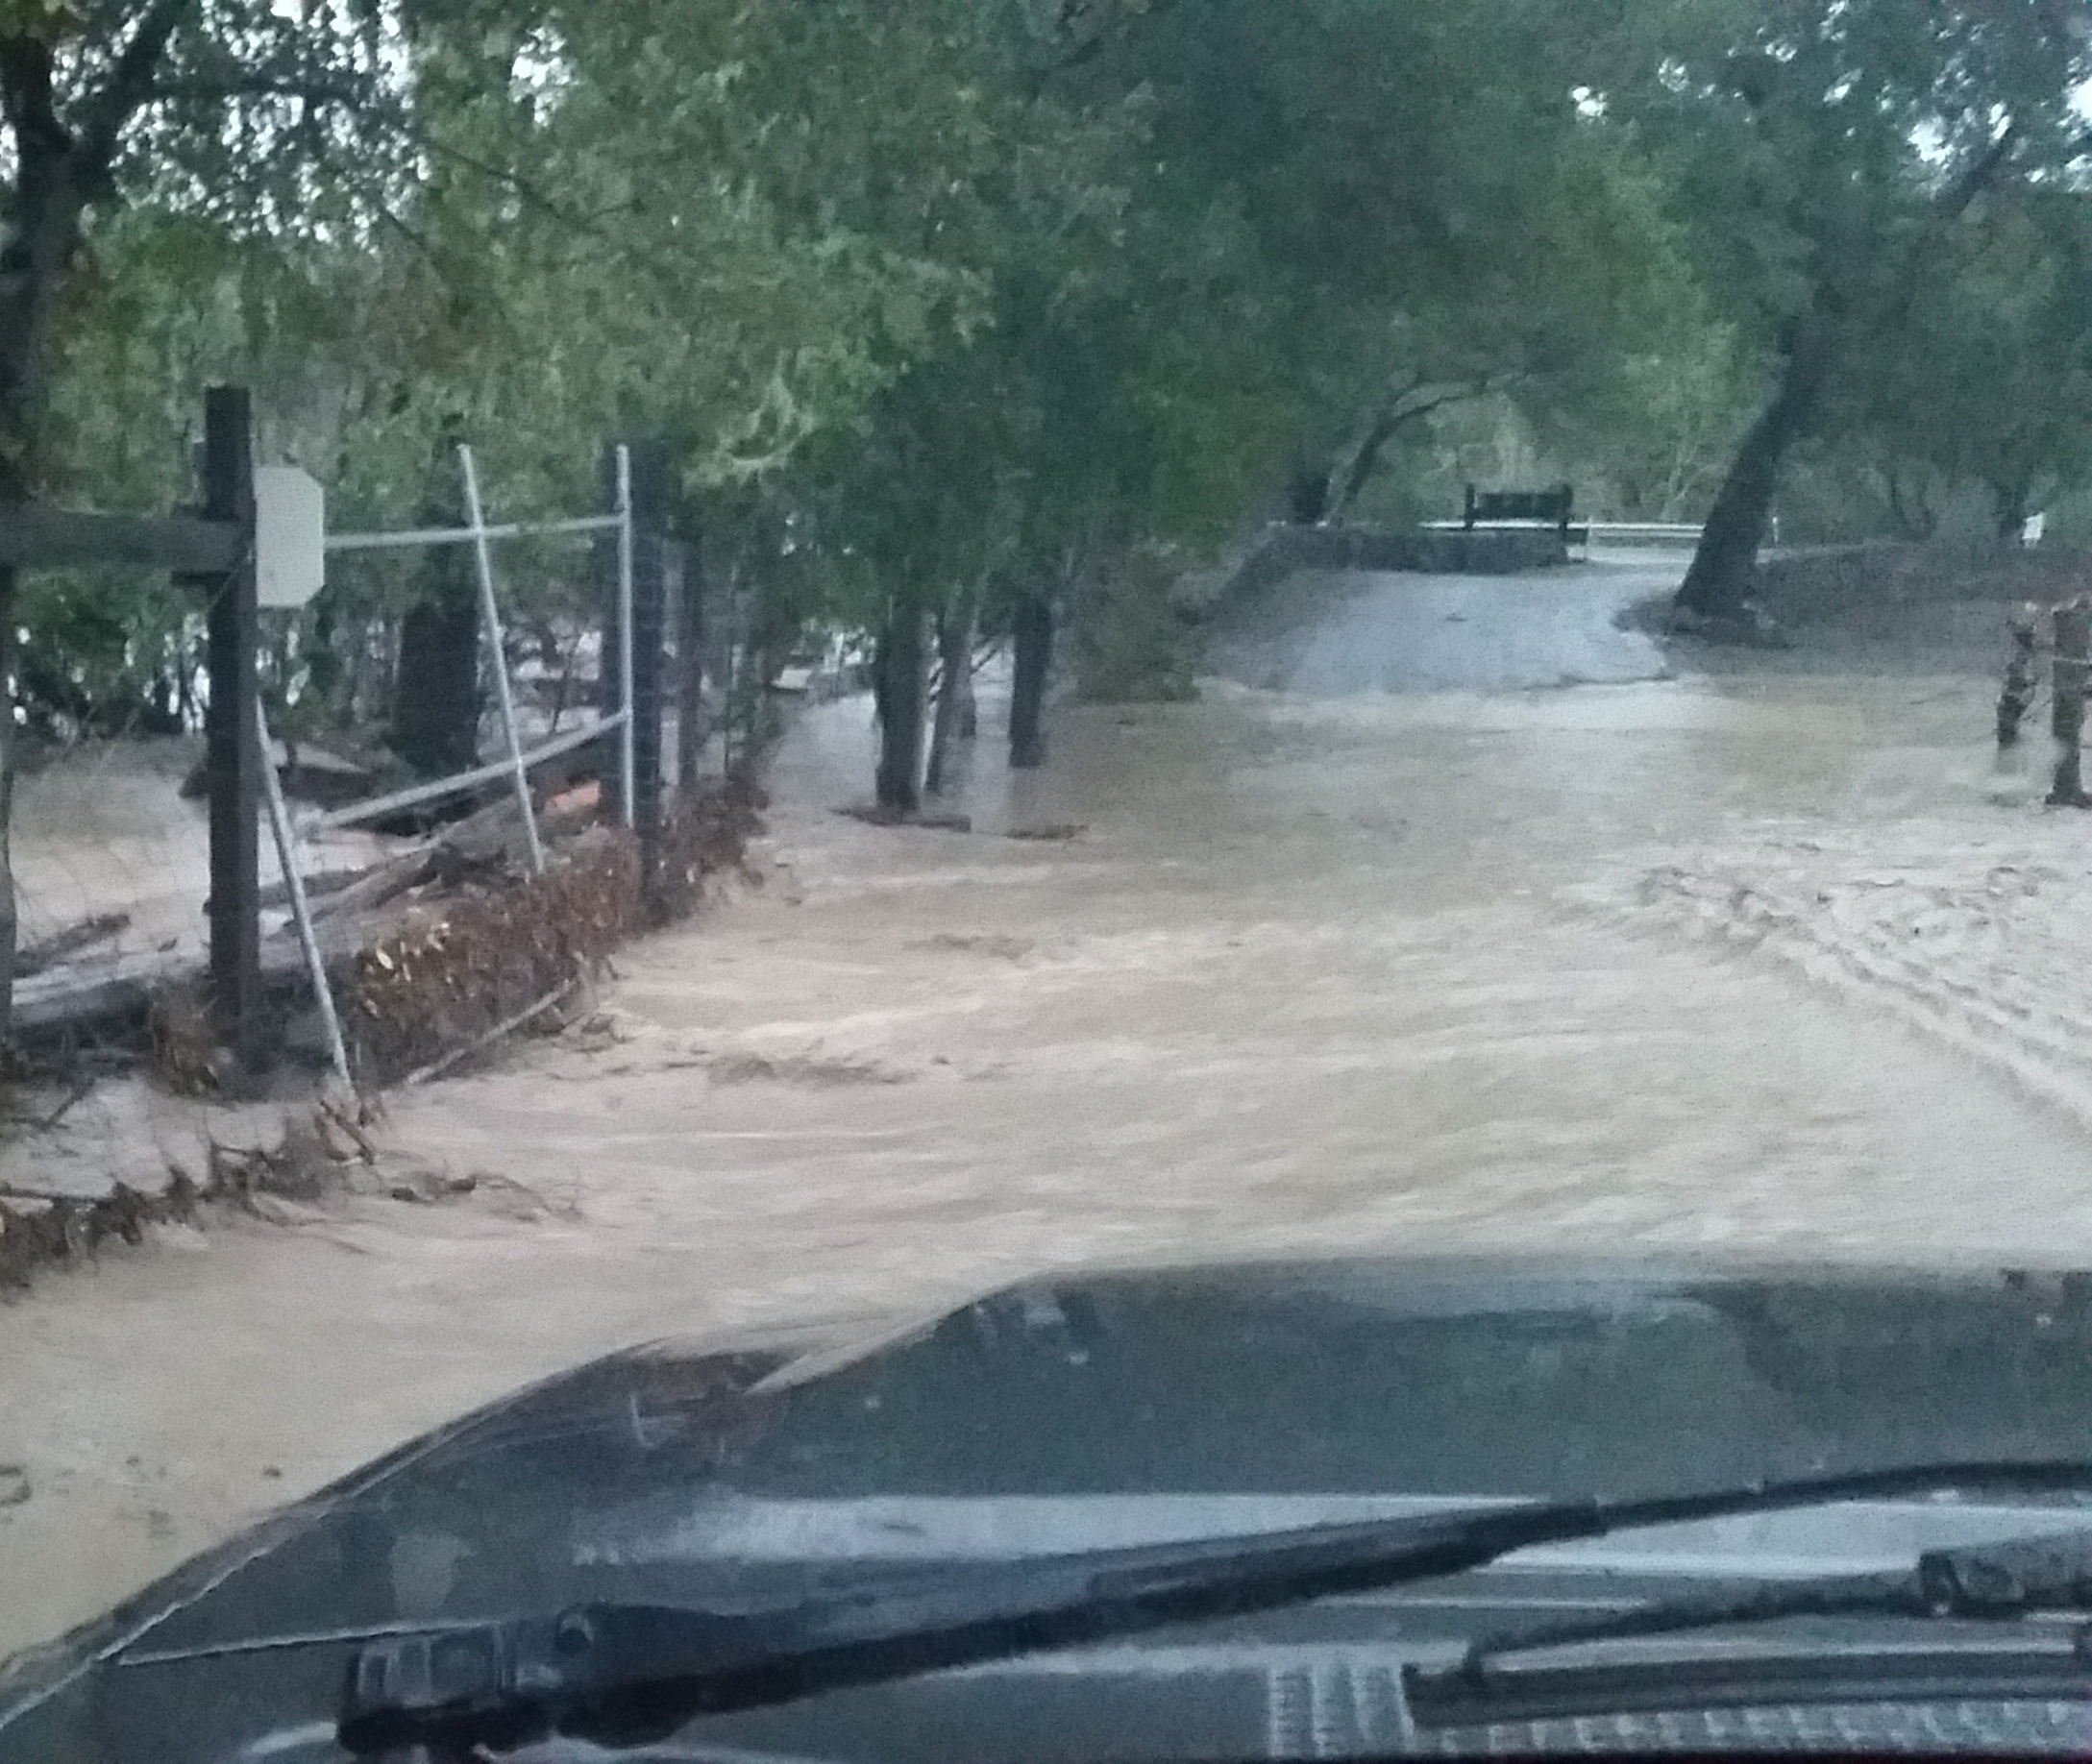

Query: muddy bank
[1640,543,2089,678]
[0,747,764,1298]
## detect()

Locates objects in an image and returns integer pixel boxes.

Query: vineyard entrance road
[6,552,2090,1659]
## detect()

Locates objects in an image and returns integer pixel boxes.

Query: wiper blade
[1406,1524,2092,1708]
[337,1459,2092,1759]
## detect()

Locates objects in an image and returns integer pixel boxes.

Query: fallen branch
[36,1073,96,1132]
[307,796,540,926]
[308,846,439,923]
[16,912,131,978]
[403,978,580,1088]
[258,865,373,913]
[315,1094,377,1164]
[0,1183,102,1206]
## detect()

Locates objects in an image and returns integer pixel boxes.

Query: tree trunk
[390,442,481,777]
[1883,468,1936,542]
[1998,606,2039,752]
[925,600,974,797]
[1677,126,2015,628]
[0,19,206,1034]
[1287,463,1331,527]
[306,598,347,726]
[1676,319,1836,625]
[0,41,97,1041]
[0,45,90,502]
[1009,591,1053,771]
[1324,408,1402,525]
[1992,478,2034,546]
[955,639,978,740]
[0,568,17,1040]
[2053,604,2089,807]
[874,601,927,813]
[391,562,481,777]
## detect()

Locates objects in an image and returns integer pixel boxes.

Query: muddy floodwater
[5,556,2091,1658]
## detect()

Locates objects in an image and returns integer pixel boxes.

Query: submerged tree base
[837,804,972,833]
[1666,599,1793,649]
[1617,593,1792,649]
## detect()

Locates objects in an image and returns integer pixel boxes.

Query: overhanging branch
[1939,118,2019,219]
[416,131,613,237]
[77,0,195,176]
[146,72,371,110]
[1325,371,1514,520]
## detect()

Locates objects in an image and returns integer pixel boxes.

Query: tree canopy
[5,0,2092,743]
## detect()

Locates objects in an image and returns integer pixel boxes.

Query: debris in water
[837,804,973,833]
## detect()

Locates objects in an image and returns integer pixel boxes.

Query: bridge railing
[1583,522,1706,546]
[1418,518,1711,549]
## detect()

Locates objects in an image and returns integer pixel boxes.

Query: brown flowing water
[5,555,2090,1659]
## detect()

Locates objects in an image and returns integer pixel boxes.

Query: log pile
[344,776,765,1085]
[346,826,640,1087]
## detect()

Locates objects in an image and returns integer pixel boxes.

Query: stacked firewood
[341,776,764,1086]
[348,826,642,1088]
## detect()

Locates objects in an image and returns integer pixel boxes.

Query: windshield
[6,3,2092,1762]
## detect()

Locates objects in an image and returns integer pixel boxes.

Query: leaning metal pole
[457,444,547,874]
[255,699,353,1090]
[616,444,636,827]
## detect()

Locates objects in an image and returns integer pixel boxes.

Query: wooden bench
[1463,483,1588,547]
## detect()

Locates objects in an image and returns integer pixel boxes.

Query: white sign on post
[254,465,326,608]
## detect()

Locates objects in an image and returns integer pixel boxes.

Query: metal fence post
[256,695,352,1090]
[456,445,546,875]
[596,444,625,824]
[202,386,263,1065]
[616,444,636,828]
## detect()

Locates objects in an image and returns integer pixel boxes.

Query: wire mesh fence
[0,398,766,1285]
[0,416,757,1085]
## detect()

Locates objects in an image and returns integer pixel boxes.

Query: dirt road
[6,557,2090,1659]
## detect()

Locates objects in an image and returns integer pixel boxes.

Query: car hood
[11,1254,2092,1759]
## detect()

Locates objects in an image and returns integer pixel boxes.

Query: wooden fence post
[202,386,263,1062]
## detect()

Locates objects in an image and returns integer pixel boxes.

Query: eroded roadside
[5,571,2090,1660]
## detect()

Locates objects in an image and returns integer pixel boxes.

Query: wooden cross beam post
[2051,600,2090,808]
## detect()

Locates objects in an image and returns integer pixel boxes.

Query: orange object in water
[547,778,602,816]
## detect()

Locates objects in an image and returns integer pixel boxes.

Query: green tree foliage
[1097,0,1711,524]
[1854,191,2092,543]
[10,0,2092,918]
[1590,0,2092,622]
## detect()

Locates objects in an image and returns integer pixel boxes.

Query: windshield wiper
[337,1459,2092,1759]
[1402,1525,2092,1726]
